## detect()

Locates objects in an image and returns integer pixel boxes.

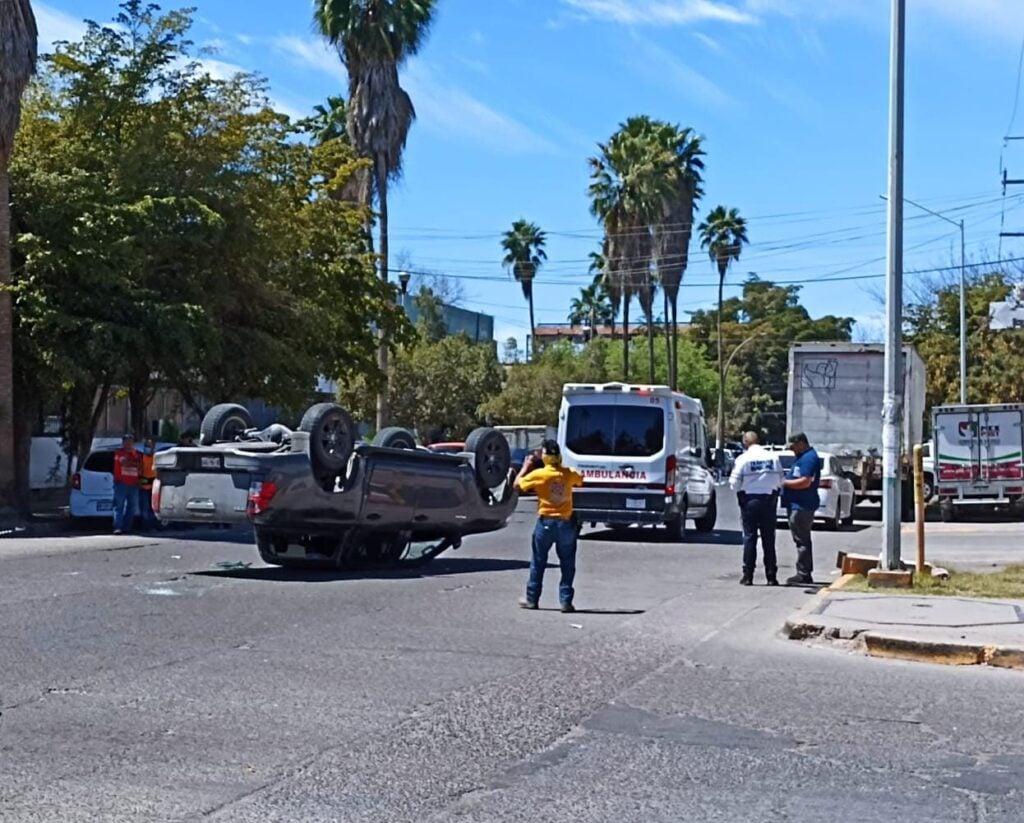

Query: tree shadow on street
[191,556,532,583]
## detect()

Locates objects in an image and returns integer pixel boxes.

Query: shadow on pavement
[535,607,646,615]
[191,556,531,583]
[582,527,743,546]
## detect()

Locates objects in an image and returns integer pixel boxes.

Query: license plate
[626,498,646,510]
[97,500,113,512]
[201,456,221,469]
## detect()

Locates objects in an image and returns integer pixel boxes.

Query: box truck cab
[557,383,717,539]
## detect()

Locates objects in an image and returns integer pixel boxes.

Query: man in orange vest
[112,433,142,534]
[139,436,159,530]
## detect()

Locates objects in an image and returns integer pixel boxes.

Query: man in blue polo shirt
[781,432,821,585]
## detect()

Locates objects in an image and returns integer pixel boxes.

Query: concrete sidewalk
[784,584,1024,670]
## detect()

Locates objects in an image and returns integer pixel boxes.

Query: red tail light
[666,455,677,496]
[72,473,81,491]
[248,480,278,516]
[819,479,833,490]
[151,479,162,514]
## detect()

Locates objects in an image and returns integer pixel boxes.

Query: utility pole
[881,0,906,571]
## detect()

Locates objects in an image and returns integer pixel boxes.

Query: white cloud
[562,0,756,25]
[852,311,886,343]
[693,32,723,51]
[628,35,734,107]
[271,35,556,153]
[33,2,88,51]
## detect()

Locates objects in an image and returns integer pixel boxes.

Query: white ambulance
[557,382,717,539]
[933,403,1024,521]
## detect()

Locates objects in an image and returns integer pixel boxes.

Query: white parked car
[775,450,856,530]
[70,443,173,519]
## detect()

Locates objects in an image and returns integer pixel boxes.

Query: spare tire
[466,427,511,489]
[372,427,417,450]
[200,403,253,445]
[299,403,355,476]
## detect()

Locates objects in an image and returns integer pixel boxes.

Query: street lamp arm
[723,329,769,383]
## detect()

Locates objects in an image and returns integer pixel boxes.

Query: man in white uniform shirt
[729,431,784,586]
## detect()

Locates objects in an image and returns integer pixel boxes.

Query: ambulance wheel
[693,495,717,533]
[666,502,686,541]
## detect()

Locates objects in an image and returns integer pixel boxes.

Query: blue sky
[35,0,1024,350]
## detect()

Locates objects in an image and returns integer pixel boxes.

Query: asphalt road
[1,492,1022,822]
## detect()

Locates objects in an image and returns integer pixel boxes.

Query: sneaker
[560,602,576,613]
[786,574,814,586]
[739,575,753,586]
[766,575,779,586]
[518,598,538,610]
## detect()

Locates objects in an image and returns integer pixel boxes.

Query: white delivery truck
[557,382,717,539]
[932,403,1024,521]
[787,342,926,517]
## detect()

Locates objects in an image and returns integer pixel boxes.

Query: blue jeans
[139,488,158,528]
[527,517,578,606]
[113,482,139,532]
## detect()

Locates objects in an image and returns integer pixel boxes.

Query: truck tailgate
[155,448,259,525]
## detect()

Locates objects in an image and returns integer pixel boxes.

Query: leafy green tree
[315,0,438,432]
[481,337,717,427]
[501,219,547,349]
[906,266,1024,411]
[698,205,749,451]
[11,3,409,477]
[0,0,38,509]
[339,295,502,439]
[688,277,853,443]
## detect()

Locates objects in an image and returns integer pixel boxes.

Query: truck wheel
[692,495,717,533]
[466,427,511,489]
[939,499,956,523]
[922,473,935,503]
[200,403,253,445]
[372,427,417,450]
[666,500,687,541]
[300,403,355,476]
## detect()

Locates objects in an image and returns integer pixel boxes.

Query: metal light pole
[884,196,967,403]
[881,0,906,571]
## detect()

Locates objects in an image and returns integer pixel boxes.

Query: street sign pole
[882,0,906,571]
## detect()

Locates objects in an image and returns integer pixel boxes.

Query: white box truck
[786,342,927,516]
[932,403,1024,521]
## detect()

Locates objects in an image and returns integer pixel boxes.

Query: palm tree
[0,0,38,509]
[305,94,348,144]
[588,119,675,382]
[651,125,704,390]
[698,205,749,459]
[588,243,620,338]
[315,0,437,432]
[568,276,614,338]
[501,219,547,356]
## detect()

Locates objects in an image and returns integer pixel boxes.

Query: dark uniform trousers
[739,493,778,577]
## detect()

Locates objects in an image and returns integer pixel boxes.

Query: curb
[781,574,1024,672]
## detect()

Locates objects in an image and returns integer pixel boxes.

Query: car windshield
[83,451,115,473]
[565,404,665,457]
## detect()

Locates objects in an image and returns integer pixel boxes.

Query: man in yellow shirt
[515,439,584,613]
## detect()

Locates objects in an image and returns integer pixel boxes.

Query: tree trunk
[622,298,630,381]
[663,288,671,387]
[13,375,35,517]
[375,155,389,432]
[716,270,725,459]
[646,311,655,385]
[527,282,536,360]
[0,163,15,509]
[670,295,679,392]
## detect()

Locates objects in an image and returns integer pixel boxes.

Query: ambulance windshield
[565,405,665,457]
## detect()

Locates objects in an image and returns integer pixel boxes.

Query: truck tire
[466,427,511,489]
[666,500,687,541]
[299,403,355,476]
[372,427,417,450]
[200,403,253,445]
[922,473,935,503]
[940,498,956,523]
[693,495,717,533]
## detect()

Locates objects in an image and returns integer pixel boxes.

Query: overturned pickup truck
[153,403,517,568]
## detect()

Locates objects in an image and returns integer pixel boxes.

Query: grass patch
[843,565,1024,599]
